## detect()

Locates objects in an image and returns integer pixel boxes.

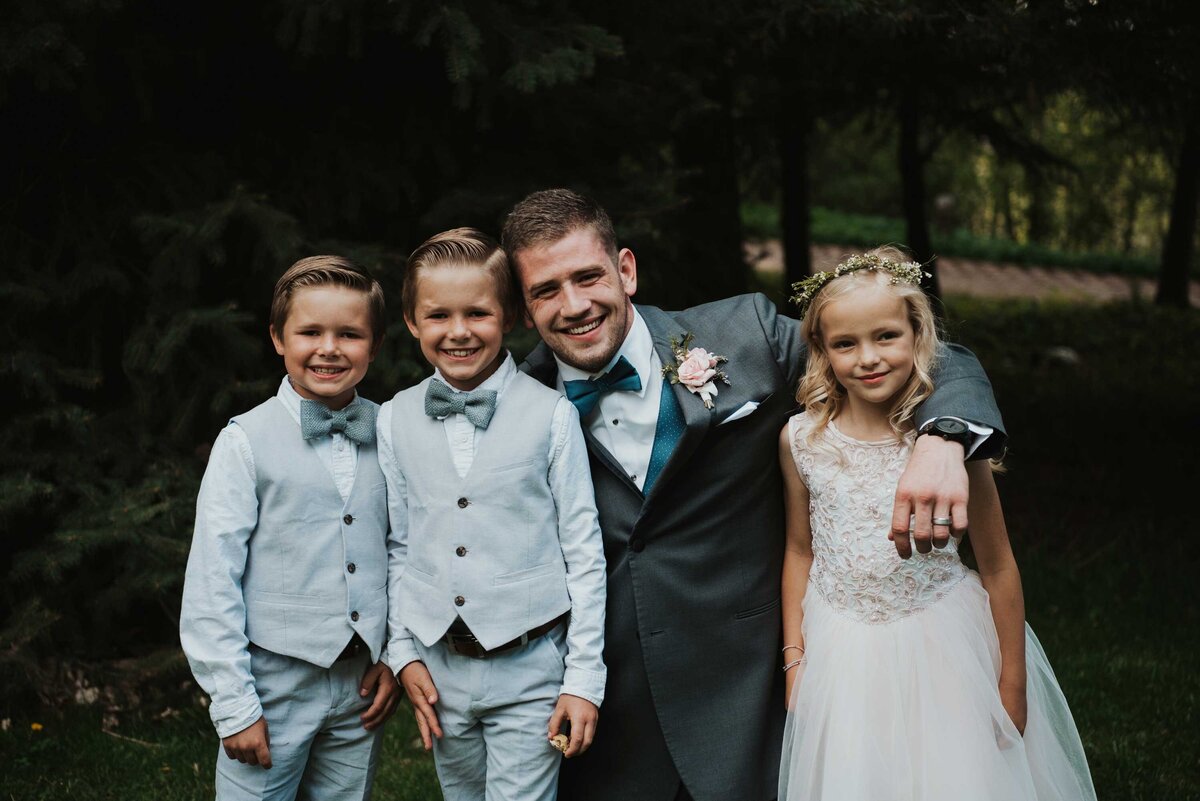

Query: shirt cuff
[209,691,264,740]
[918,417,994,460]
[384,638,422,676]
[561,666,606,708]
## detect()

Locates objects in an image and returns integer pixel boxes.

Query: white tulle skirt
[780,573,1097,801]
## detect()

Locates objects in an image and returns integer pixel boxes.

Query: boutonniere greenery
[661,333,729,409]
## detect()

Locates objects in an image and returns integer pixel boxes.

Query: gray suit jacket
[521,294,1004,801]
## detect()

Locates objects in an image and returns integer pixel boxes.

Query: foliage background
[1,0,1197,797]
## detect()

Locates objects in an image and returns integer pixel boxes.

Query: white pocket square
[718,401,760,426]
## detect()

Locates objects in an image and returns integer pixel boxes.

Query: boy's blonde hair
[796,246,941,442]
[270,255,386,343]
[403,228,518,325]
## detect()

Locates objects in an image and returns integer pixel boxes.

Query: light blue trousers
[215,645,383,801]
[418,624,567,801]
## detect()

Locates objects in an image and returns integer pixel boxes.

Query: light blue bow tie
[424,379,499,429]
[563,356,642,417]
[300,399,377,445]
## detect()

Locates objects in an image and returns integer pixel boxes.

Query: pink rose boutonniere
[662,333,730,409]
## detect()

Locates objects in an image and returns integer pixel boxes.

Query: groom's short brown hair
[501,188,619,265]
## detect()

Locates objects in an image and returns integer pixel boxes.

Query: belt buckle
[444,631,486,658]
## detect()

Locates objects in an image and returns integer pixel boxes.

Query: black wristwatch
[918,416,972,448]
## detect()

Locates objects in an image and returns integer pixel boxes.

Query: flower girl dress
[780,413,1096,801]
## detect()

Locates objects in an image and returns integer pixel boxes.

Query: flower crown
[789,253,930,318]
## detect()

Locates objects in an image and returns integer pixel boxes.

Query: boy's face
[270,285,378,410]
[405,265,513,392]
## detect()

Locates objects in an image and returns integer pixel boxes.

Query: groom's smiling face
[513,227,638,373]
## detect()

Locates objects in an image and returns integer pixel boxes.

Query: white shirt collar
[433,351,517,398]
[554,307,653,399]
[276,375,363,425]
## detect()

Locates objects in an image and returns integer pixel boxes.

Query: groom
[505,189,1005,801]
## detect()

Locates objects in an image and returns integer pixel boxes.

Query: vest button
[350,610,360,622]
[454,595,466,607]
[629,537,645,553]
[456,546,467,557]
[343,514,354,525]
[457,497,469,508]
[347,562,356,573]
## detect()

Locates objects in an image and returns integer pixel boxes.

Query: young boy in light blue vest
[379,228,607,801]
[181,256,401,800]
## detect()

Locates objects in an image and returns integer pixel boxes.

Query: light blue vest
[390,373,571,650]
[232,397,388,667]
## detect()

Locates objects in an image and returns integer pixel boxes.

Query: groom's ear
[617,248,637,298]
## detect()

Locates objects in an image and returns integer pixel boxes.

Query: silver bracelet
[781,644,805,655]
[783,658,805,672]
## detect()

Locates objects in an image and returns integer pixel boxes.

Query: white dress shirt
[376,354,607,704]
[555,308,661,491]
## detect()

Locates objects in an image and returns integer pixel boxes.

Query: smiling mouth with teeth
[309,366,346,375]
[564,318,604,335]
[443,348,479,358]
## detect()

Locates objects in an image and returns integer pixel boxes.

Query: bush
[0,190,431,709]
[741,202,1168,278]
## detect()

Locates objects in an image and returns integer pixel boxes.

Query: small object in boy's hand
[550,733,569,752]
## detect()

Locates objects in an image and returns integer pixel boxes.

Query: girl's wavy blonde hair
[796,246,941,445]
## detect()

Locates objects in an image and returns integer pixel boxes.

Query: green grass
[2,299,1197,799]
[0,705,441,799]
[741,201,1173,279]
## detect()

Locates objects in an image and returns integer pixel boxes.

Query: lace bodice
[789,413,967,624]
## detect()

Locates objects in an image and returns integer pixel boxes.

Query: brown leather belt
[442,613,568,659]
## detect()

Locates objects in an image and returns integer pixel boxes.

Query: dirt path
[746,240,1200,305]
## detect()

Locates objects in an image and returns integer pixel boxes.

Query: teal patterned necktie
[643,380,685,493]
[424,379,499,429]
[300,399,377,445]
[563,356,642,417]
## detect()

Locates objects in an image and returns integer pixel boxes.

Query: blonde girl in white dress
[778,249,1096,801]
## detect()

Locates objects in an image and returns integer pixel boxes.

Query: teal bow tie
[564,356,642,417]
[300,399,377,445]
[424,379,499,429]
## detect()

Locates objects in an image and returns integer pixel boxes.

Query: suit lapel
[521,343,642,495]
[640,306,713,503]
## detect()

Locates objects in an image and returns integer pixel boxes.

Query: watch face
[936,418,970,436]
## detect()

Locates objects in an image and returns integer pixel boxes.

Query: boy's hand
[548,694,599,758]
[359,660,402,730]
[222,717,272,769]
[399,661,442,750]
[1000,681,1027,735]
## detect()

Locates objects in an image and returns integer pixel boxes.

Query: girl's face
[818,283,916,411]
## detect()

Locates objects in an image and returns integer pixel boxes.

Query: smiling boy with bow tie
[378,228,606,801]
[180,256,400,800]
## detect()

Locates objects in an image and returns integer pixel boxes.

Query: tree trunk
[898,88,939,298]
[1120,177,1140,255]
[1024,84,1051,244]
[1156,114,1199,308]
[1026,168,1052,244]
[779,92,812,291]
[672,62,745,305]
